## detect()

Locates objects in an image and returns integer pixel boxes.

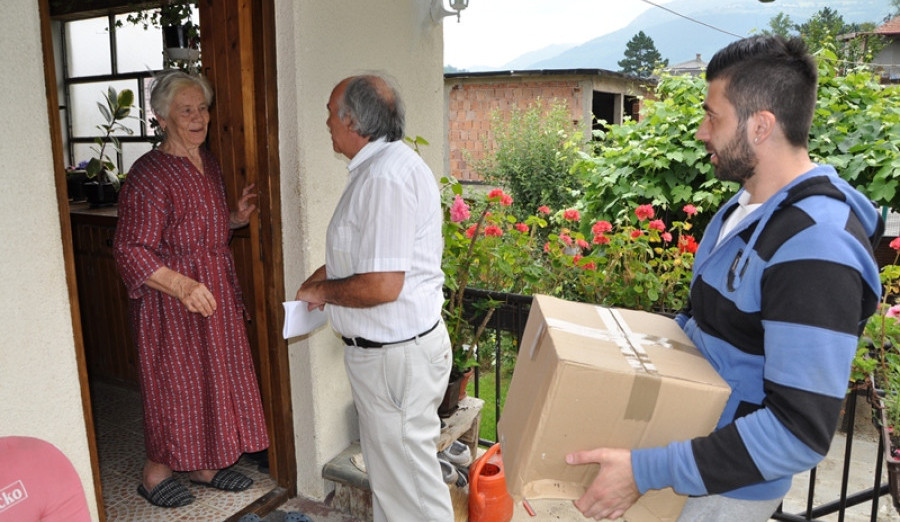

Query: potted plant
[123,2,200,65]
[65,160,89,202]
[439,180,514,416]
[856,237,900,511]
[84,86,136,207]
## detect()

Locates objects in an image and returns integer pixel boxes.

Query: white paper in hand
[282,300,327,339]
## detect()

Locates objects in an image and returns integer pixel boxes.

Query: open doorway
[42,0,294,518]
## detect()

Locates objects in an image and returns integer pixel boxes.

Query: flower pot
[83,180,118,208]
[163,23,200,62]
[459,368,474,401]
[439,372,465,418]
[872,390,900,513]
[66,170,87,201]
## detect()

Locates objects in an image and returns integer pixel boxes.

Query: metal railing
[460,287,892,522]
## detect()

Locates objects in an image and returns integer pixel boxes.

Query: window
[57,10,196,173]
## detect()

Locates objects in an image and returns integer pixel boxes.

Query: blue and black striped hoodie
[632,164,883,501]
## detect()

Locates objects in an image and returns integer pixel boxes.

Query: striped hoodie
[632,164,883,500]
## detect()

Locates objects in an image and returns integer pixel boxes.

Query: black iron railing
[460,287,892,522]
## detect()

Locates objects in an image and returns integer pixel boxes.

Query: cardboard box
[498,295,731,521]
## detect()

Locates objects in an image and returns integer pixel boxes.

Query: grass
[466,367,512,442]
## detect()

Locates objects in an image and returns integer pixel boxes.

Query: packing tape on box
[537,308,696,422]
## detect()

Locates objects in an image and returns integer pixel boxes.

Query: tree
[761,12,795,38]
[763,8,885,70]
[618,31,668,78]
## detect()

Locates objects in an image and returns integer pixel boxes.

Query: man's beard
[713,128,757,183]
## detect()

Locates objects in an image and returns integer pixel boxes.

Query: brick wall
[446,79,587,182]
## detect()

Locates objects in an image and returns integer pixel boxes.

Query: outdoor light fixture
[432,0,469,23]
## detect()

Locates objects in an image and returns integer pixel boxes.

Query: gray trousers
[677,495,784,522]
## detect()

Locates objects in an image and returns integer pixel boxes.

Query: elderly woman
[113,70,269,508]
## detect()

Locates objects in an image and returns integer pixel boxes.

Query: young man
[566,35,883,521]
[296,74,453,521]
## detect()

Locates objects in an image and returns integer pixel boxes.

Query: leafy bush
[573,73,738,234]
[810,48,900,211]
[472,100,585,223]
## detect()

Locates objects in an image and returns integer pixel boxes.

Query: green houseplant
[84,86,135,206]
[123,1,200,66]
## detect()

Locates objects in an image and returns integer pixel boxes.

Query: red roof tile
[876,15,900,35]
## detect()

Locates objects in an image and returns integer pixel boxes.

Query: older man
[566,35,883,521]
[296,75,453,521]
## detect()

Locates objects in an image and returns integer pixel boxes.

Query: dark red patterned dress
[113,148,269,471]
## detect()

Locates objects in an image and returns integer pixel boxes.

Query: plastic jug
[468,442,514,522]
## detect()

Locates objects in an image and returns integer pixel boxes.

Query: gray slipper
[137,476,195,508]
[191,469,253,492]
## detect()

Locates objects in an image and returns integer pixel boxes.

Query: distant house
[873,15,900,82]
[444,69,653,182]
[665,53,707,76]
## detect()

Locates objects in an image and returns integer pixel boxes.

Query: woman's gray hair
[338,75,405,142]
[149,69,214,120]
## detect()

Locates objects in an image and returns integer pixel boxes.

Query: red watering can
[468,442,513,522]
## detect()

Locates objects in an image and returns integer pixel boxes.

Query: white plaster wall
[275,0,446,497]
[0,1,97,519]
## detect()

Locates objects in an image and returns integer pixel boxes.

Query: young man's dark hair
[706,35,818,148]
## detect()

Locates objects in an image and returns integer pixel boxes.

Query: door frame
[39,0,295,517]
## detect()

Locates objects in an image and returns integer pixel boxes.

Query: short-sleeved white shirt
[325,139,445,341]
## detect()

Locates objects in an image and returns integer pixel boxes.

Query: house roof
[875,15,900,36]
[666,53,707,74]
[444,68,651,83]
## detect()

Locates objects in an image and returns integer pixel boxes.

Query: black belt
[342,321,440,349]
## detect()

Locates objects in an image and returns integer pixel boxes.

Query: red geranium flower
[649,219,666,232]
[484,225,503,237]
[538,205,551,215]
[631,230,644,239]
[514,222,529,233]
[678,234,698,254]
[683,204,698,216]
[593,234,610,245]
[635,204,655,221]
[592,220,613,234]
[563,209,581,221]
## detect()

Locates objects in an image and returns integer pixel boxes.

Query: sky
[441,0,675,69]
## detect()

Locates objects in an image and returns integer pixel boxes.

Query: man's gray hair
[338,75,405,142]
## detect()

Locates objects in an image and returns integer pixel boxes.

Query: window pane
[66,18,111,77]
[116,13,164,73]
[122,142,154,174]
[70,80,142,138]
[72,143,96,170]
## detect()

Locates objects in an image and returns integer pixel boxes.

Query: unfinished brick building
[443,69,653,183]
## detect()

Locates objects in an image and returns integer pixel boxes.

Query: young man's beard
[714,126,757,184]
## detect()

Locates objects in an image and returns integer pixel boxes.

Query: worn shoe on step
[438,440,472,466]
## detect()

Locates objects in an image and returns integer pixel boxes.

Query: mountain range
[467,0,895,72]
